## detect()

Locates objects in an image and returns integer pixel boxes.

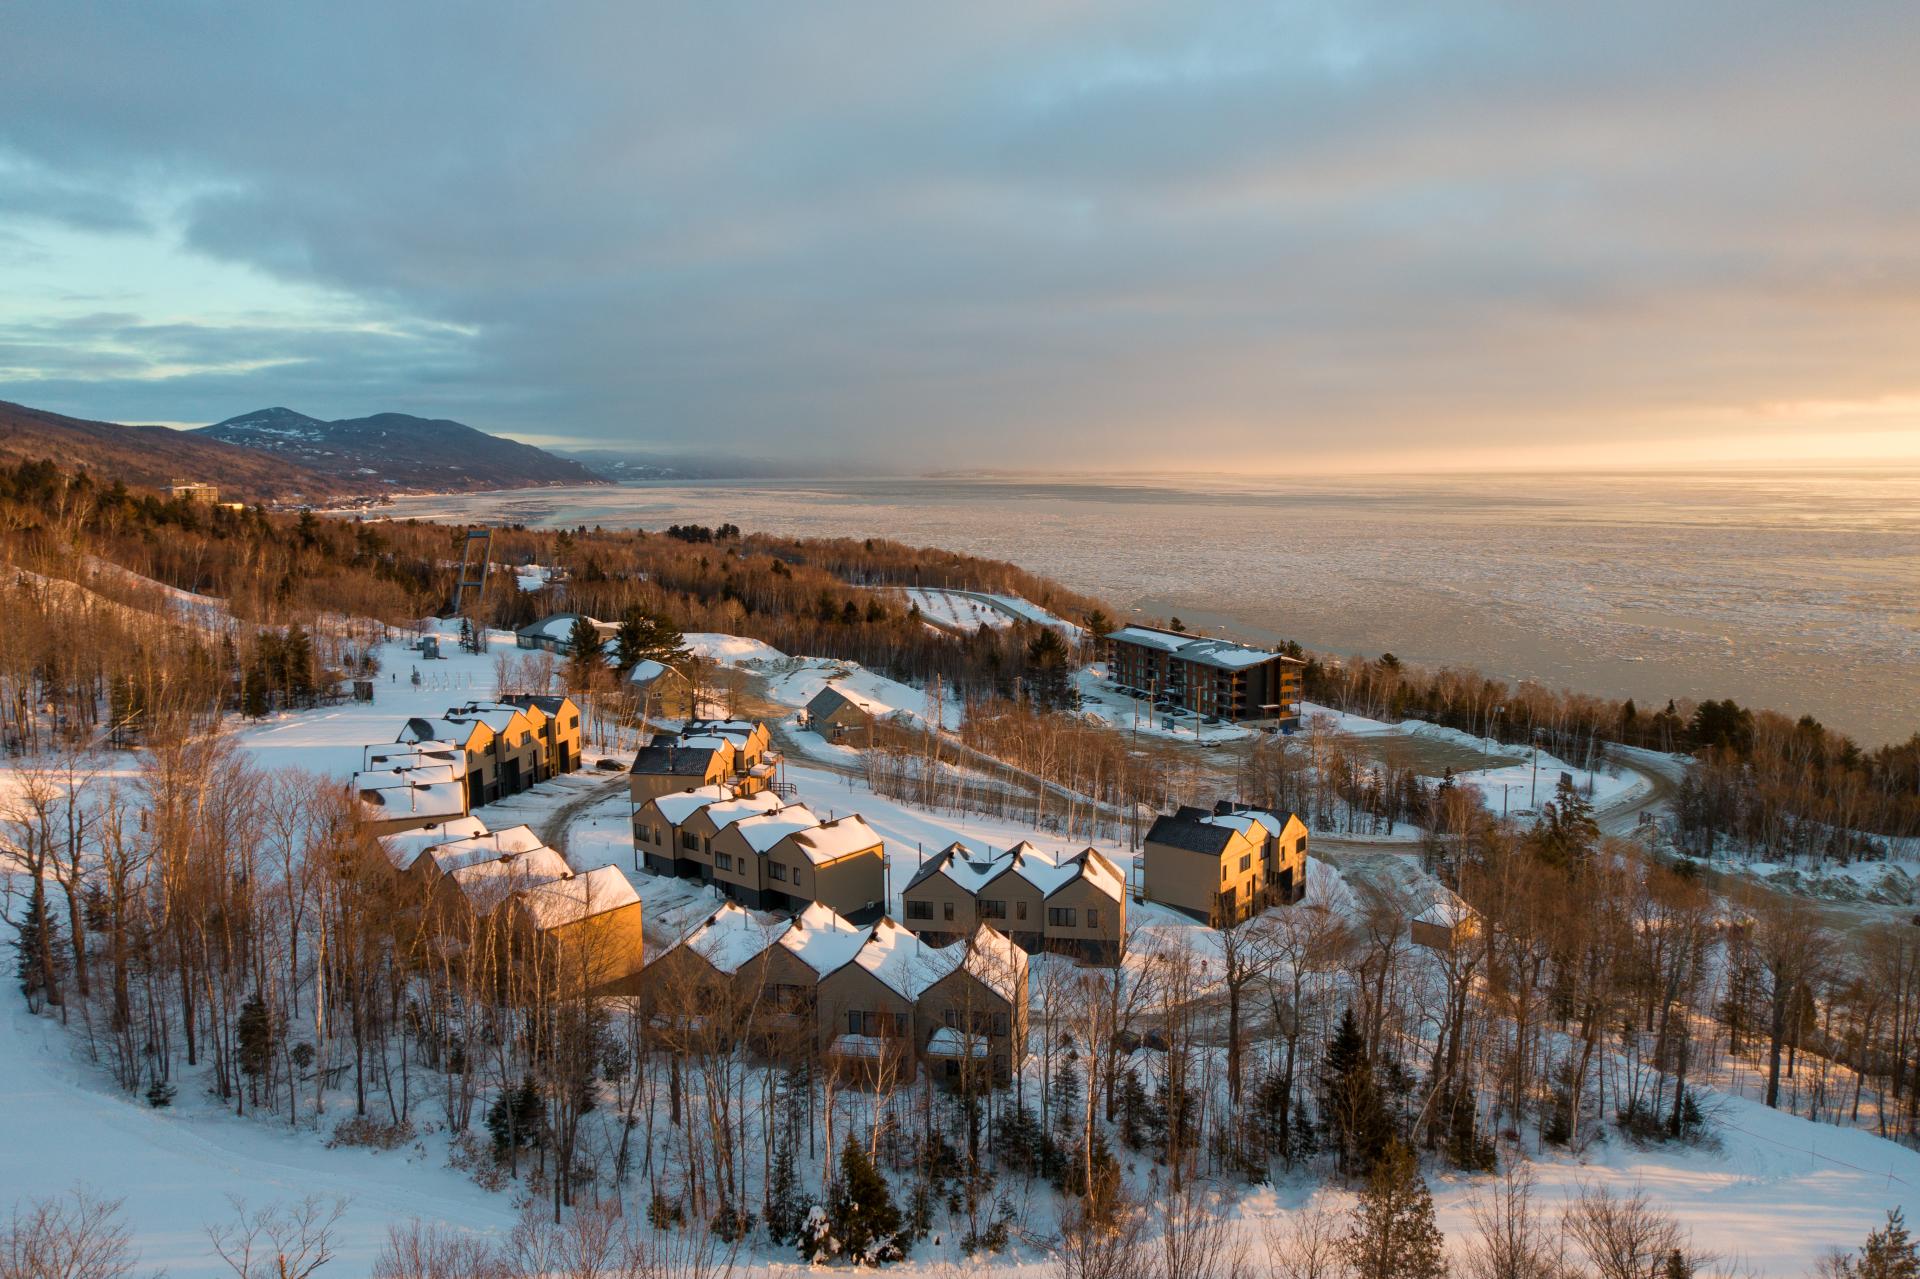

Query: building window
[1087,908,1100,930]
[943,1008,958,1028]
[1295,836,1306,854]
[942,901,955,922]
[979,899,1006,920]
[906,900,933,921]
[1048,907,1077,928]
[1239,854,1252,873]
[769,862,787,882]
[992,1013,1008,1036]
[715,852,732,872]
[680,831,699,851]
[1016,900,1028,921]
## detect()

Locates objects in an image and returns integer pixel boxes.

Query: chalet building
[499,693,586,774]
[899,841,1126,964]
[804,685,885,740]
[632,783,736,876]
[437,845,574,929]
[707,806,887,921]
[628,735,737,807]
[365,740,469,779]
[665,789,788,882]
[1104,625,1304,727]
[1142,802,1309,926]
[376,814,490,872]
[682,719,781,791]
[396,823,548,898]
[628,660,691,717]
[508,865,645,996]
[516,612,616,654]
[355,764,469,836]
[816,918,924,1082]
[914,926,1029,1083]
[445,702,549,792]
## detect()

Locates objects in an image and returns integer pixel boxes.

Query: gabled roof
[782,814,881,866]
[515,865,640,930]
[805,684,878,720]
[672,901,791,975]
[1205,805,1302,841]
[630,741,731,777]
[920,926,1026,1002]
[444,703,533,735]
[498,693,580,718]
[844,918,931,999]
[778,902,871,976]
[903,839,1123,902]
[415,825,548,875]
[377,815,490,870]
[519,612,614,642]
[356,763,460,791]
[645,784,737,826]
[728,804,822,854]
[1144,812,1240,855]
[697,790,786,832]
[449,847,572,914]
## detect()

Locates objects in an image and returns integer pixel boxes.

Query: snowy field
[1,610,1913,1275]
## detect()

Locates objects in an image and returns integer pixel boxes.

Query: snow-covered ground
[1073,665,1258,743]
[3,612,1914,1275]
[901,587,1013,631]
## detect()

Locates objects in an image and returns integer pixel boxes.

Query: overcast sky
[2,2,1917,472]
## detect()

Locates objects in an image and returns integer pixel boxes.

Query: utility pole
[1530,731,1540,809]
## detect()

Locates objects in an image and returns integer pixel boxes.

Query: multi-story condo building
[1103,625,1304,727]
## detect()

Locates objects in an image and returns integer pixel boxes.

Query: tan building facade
[1143,803,1308,926]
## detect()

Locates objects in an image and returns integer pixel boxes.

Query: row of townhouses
[639,902,1029,1083]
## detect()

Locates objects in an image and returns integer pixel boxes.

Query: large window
[979,899,1006,920]
[768,862,787,882]
[715,852,732,872]
[1048,907,1077,928]
[680,830,700,851]
[848,1010,903,1037]
[1239,853,1252,873]
[905,900,933,921]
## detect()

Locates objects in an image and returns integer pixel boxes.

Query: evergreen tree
[810,1137,908,1264]
[1341,1141,1445,1279]
[1322,1007,1388,1176]
[1836,1210,1920,1279]
[1050,1056,1084,1134]
[764,1124,805,1244]
[1117,1066,1153,1150]
[486,1078,545,1159]
[13,893,64,1005]
[1534,772,1601,865]
[1664,1249,1694,1279]
[565,614,603,685]
[236,992,276,1090]
[1024,628,1075,710]
[613,606,688,672]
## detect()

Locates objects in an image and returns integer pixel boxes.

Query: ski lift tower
[450,527,493,617]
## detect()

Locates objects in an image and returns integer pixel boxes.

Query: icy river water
[376,469,1920,747]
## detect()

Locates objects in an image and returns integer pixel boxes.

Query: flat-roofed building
[1104,625,1304,727]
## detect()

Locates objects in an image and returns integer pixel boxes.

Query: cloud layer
[2,2,1917,467]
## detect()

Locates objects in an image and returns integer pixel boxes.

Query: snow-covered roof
[364,741,469,778]
[778,903,871,976]
[516,865,640,930]
[675,733,732,752]
[377,815,490,870]
[648,784,736,825]
[920,927,1026,1002]
[446,704,530,735]
[783,814,881,866]
[1204,809,1287,840]
[905,840,1121,903]
[729,804,822,853]
[418,826,548,874]
[1106,626,1294,671]
[848,918,931,998]
[449,847,572,913]
[700,791,786,831]
[828,1033,892,1058]
[358,778,466,822]
[356,763,460,791]
[628,659,668,685]
[675,902,791,975]
[401,717,487,748]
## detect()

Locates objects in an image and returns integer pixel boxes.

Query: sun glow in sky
[2,2,1917,471]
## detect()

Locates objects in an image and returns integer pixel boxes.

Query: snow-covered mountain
[197,407,607,493]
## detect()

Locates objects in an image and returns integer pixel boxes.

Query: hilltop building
[1104,625,1303,727]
